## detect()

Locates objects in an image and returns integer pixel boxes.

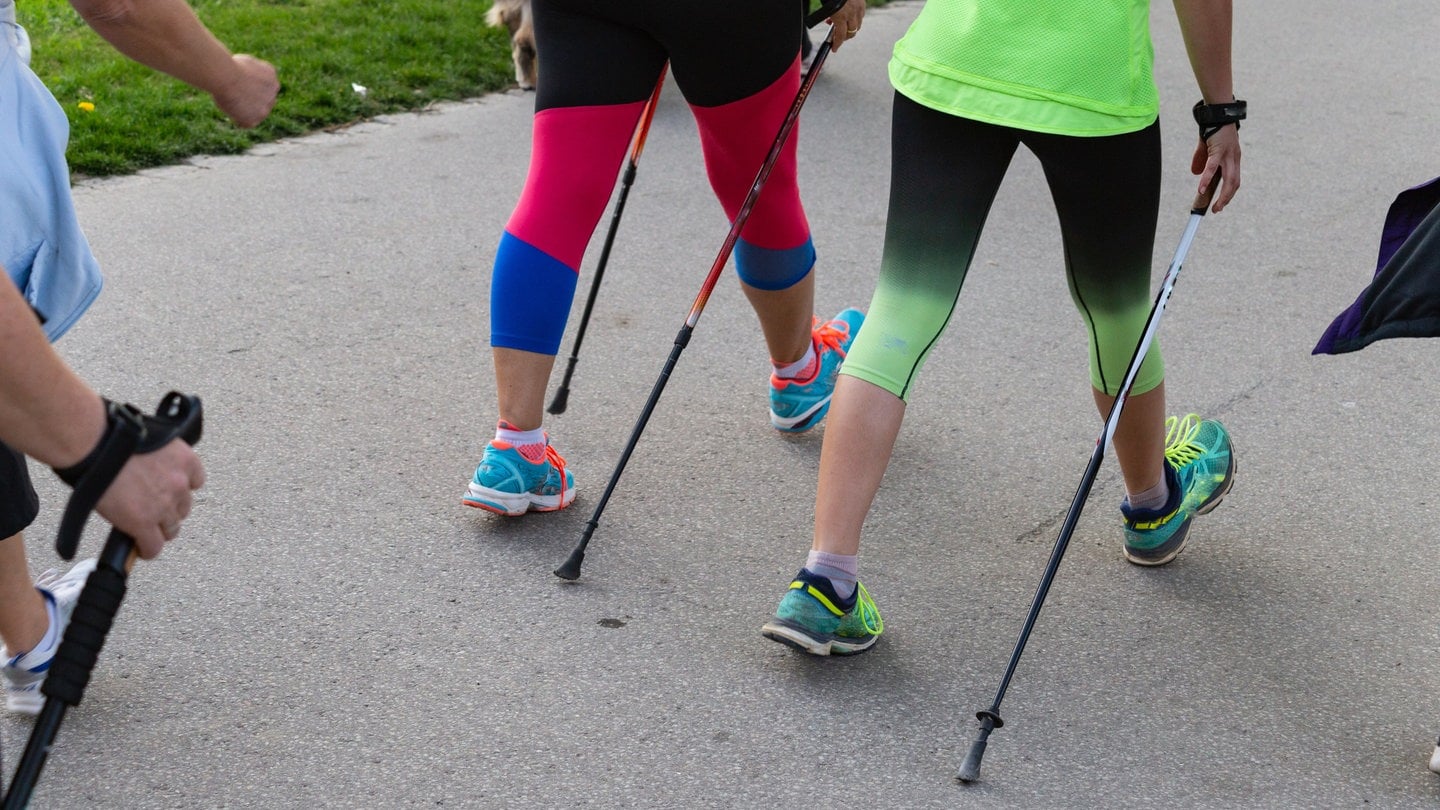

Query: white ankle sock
[772,341,818,381]
[495,421,547,463]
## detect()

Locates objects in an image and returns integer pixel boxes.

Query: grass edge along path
[22,0,892,179]
[19,0,516,178]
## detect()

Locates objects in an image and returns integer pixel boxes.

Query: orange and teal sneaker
[463,438,575,516]
[1121,414,1235,566]
[769,308,864,433]
[761,568,883,655]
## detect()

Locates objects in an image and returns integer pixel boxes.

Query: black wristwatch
[1192,99,1246,141]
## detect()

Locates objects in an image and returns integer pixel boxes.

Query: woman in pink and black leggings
[464,0,868,516]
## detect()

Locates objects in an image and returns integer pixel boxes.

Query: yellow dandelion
[77,101,95,112]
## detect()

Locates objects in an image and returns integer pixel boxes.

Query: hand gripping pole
[3,392,203,809]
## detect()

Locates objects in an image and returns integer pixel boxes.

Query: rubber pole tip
[956,735,989,783]
[547,388,570,415]
[554,550,584,581]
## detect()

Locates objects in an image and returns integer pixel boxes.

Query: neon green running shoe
[761,569,883,656]
[1121,414,1235,566]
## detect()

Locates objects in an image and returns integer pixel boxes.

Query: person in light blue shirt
[0,0,277,716]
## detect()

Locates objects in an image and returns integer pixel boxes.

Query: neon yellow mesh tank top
[889,0,1159,136]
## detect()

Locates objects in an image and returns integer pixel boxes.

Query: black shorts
[533,0,800,110]
[0,440,39,538]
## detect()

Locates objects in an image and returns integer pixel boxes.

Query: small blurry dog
[486,0,537,90]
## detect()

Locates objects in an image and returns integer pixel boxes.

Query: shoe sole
[770,399,831,433]
[1124,448,1238,567]
[5,692,43,716]
[462,483,575,516]
[760,619,878,656]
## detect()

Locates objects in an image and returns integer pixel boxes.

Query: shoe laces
[1161,413,1204,467]
[543,443,568,486]
[813,315,852,359]
[853,582,884,635]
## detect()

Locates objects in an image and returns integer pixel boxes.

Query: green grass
[19,0,516,177]
[20,0,891,178]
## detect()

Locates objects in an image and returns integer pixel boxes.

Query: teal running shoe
[463,438,575,516]
[761,568,883,655]
[1121,414,1235,566]
[769,308,864,433]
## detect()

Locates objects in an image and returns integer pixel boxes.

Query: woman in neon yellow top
[762,0,1243,656]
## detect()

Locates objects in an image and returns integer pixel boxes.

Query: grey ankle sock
[1126,476,1170,512]
[805,550,858,600]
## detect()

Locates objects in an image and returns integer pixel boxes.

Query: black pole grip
[40,542,128,707]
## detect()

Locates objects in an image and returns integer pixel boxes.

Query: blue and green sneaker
[1121,414,1235,566]
[761,568,883,655]
[769,308,864,433]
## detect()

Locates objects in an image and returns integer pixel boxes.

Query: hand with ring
[823,0,866,52]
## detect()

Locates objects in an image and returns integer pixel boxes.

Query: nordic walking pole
[555,1,845,581]
[956,176,1221,784]
[548,67,668,415]
[3,392,202,809]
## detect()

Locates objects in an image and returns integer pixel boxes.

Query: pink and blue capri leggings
[490,0,815,355]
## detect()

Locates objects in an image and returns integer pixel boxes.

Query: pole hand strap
[49,392,204,560]
[1193,98,1246,141]
[50,399,145,561]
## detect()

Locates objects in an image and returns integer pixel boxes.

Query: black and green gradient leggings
[842,92,1164,401]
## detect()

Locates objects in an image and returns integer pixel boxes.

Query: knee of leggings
[733,237,815,291]
[1090,348,1164,397]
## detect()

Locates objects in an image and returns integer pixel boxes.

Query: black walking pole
[3,392,203,809]
[957,179,1220,784]
[554,0,845,581]
[548,67,668,415]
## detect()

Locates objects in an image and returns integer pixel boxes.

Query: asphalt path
[6,2,1440,807]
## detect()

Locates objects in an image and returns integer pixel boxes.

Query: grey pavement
[7,1,1440,807]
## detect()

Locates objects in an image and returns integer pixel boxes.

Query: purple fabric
[1314,176,1440,355]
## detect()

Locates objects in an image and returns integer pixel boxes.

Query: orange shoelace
[813,315,852,359]
[543,443,568,487]
[773,316,853,387]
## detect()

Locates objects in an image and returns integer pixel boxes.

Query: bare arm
[67,0,278,128]
[1172,0,1242,212]
[0,277,204,557]
[0,278,107,468]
